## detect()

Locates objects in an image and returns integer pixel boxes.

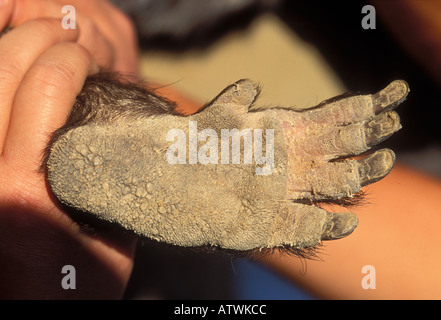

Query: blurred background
[105,0,441,299]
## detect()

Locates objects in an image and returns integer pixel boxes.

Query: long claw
[321,212,358,240]
[365,111,401,147]
[372,80,409,113]
[358,148,396,187]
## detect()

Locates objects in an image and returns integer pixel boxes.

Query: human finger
[3,41,98,167]
[55,0,139,77]
[9,0,116,70]
[0,0,15,31]
[0,18,78,153]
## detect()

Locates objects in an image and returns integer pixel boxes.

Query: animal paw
[46,76,408,252]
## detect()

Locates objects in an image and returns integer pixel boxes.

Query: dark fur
[296,190,369,208]
[42,73,365,258]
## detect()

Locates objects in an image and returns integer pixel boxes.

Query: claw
[321,212,358,240]
[365,111,401,147]
[358,148,396,187]
[209,79,260,111]
[372,80,409,113]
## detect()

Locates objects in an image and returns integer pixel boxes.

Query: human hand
[0,0,138,299]
[0,0,139,78]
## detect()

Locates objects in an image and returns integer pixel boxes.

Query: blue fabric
[233,258,316,300]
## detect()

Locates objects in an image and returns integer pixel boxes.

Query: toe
[358,148,396,187]
[365,111,401,147]
[372,80,409,113]
[321,212,359,240]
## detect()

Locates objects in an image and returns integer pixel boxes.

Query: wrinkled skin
[46,77,408,252]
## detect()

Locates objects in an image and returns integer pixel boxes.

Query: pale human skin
[0,0,139,299]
